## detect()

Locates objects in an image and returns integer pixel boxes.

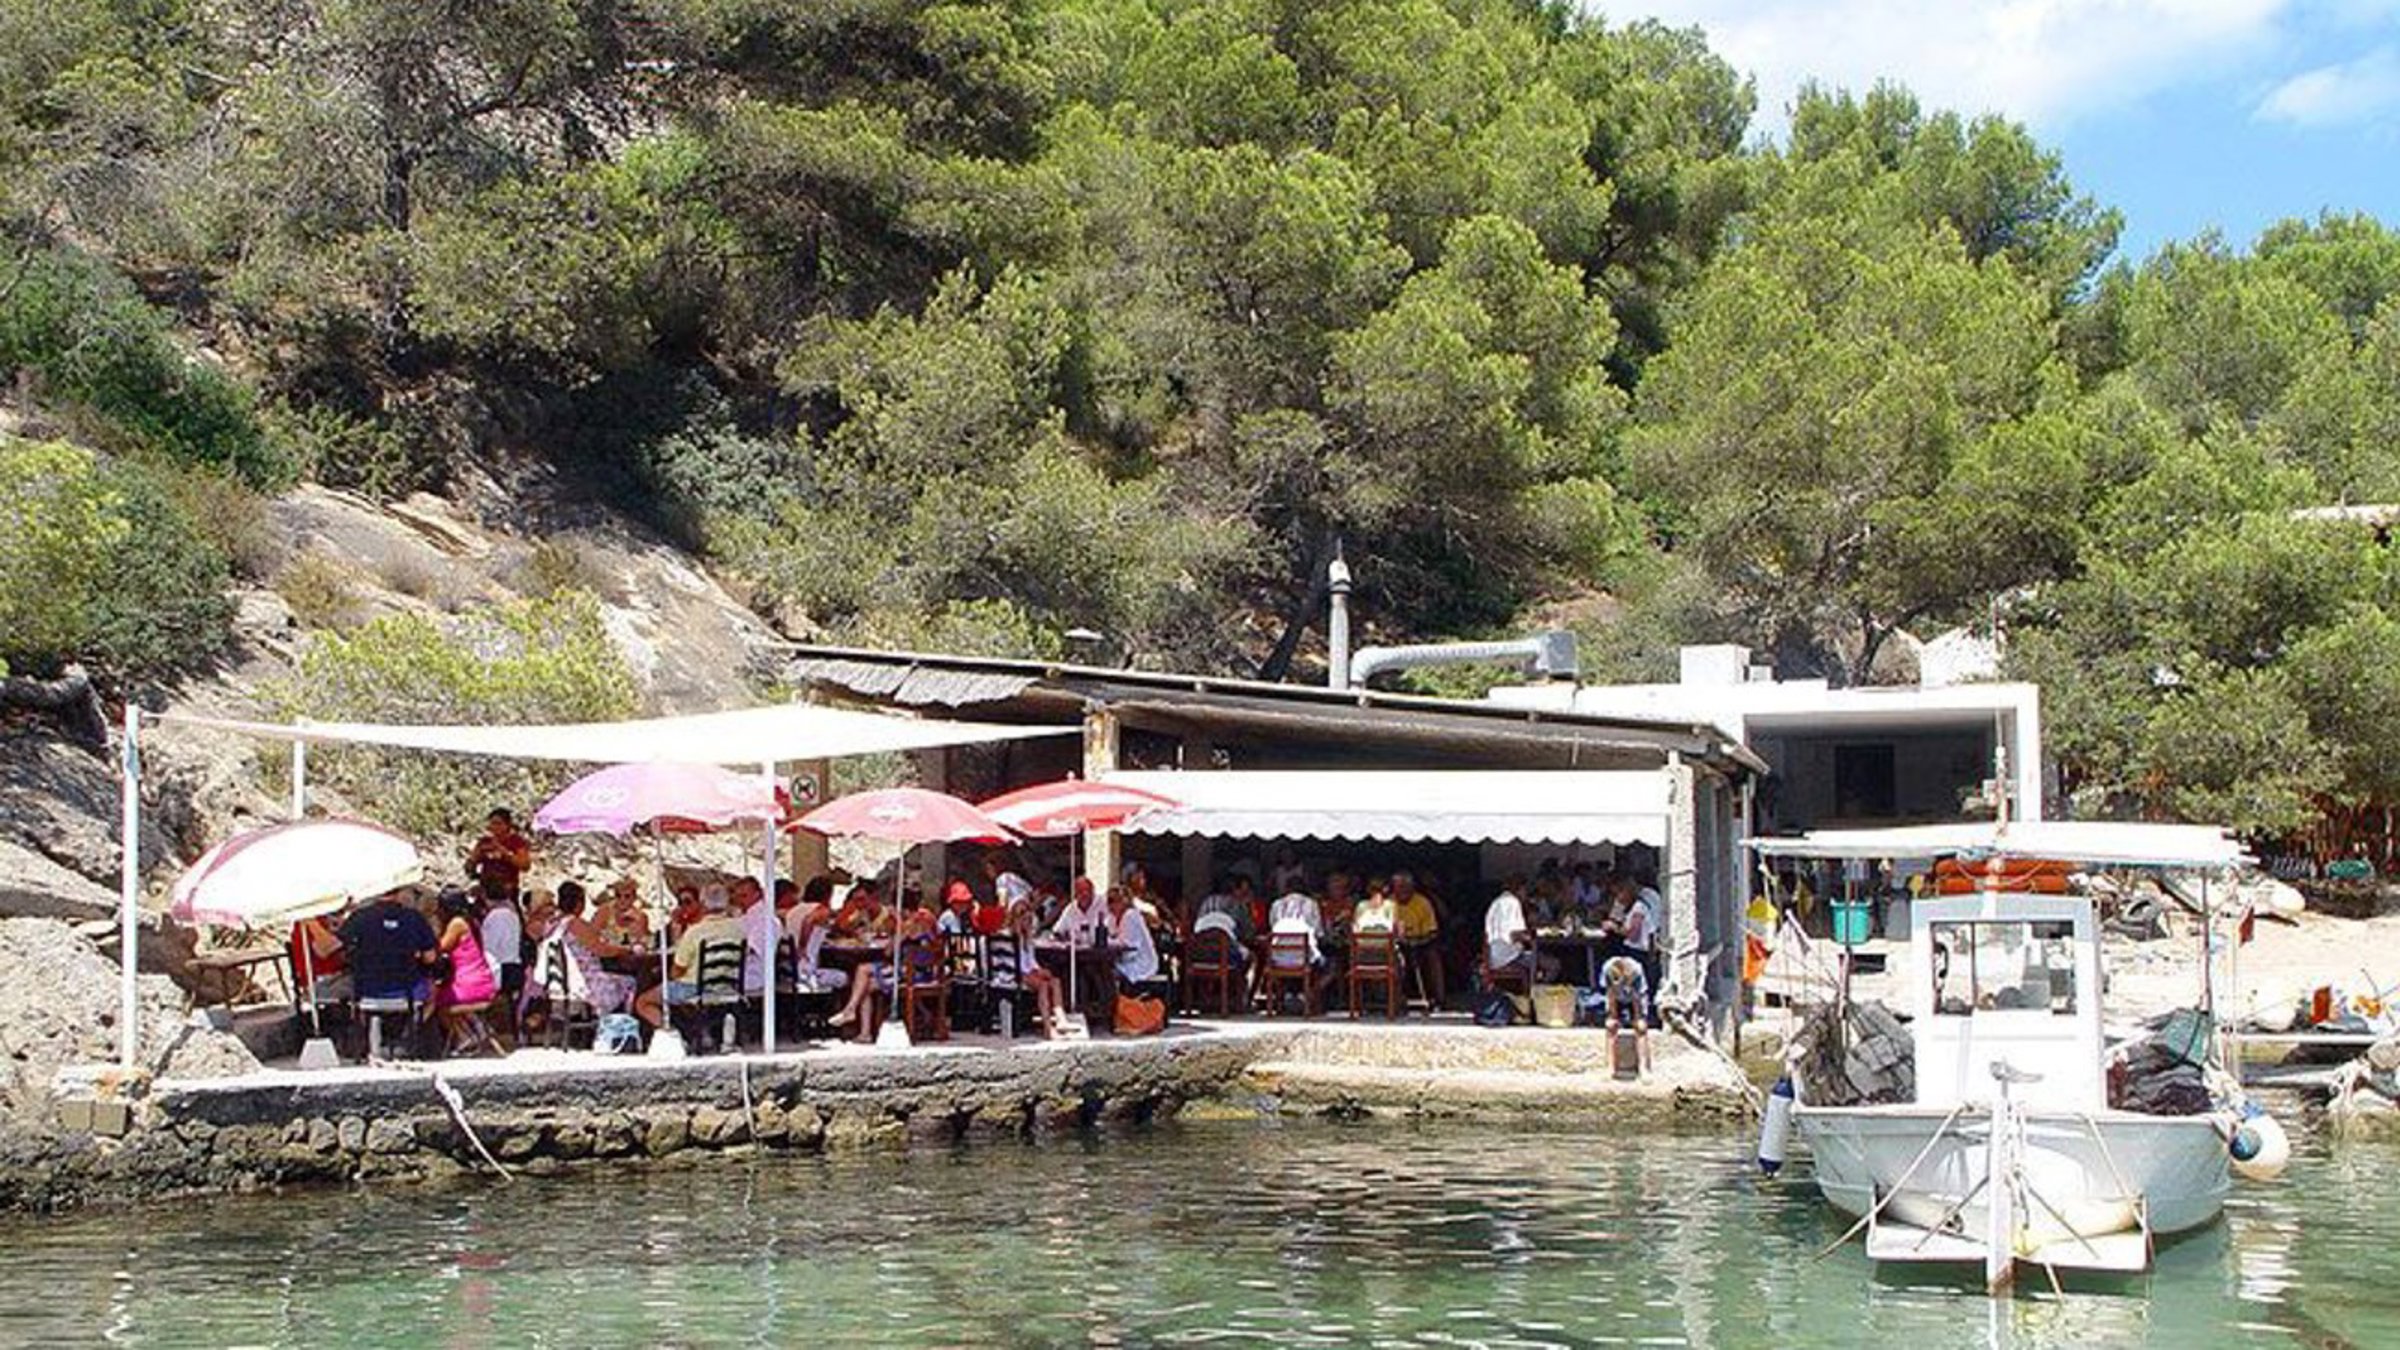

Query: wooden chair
[1346,930,1404,1019]
[1181,928,1243,1016]
[673,939,749,1053]
[530,938,599,1049]
[775,937,839,1040]
[981,933,1031,1036]
[945,933,991,1029]
[1259,932,1317,1017]
[899,937,952,1042]
[1480,941,1536,999]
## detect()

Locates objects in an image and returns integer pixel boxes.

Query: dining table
[1034,939,1121,1032]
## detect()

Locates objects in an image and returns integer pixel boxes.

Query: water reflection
[0,1124,2390,1347]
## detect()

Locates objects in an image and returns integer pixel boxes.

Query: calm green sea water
[0,1119,2386,1348]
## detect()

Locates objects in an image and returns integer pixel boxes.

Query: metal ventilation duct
[1345,631,1578,689]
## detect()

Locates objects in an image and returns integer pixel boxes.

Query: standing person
[465,809,532,905]
[1392,871,1446,1009]
[431,887,500,1054]
[1624,872,1662,1024]
[985,852,1032,918]
[1600,953,1652,1072]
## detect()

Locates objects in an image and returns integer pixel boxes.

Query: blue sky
[1590,1,2400,264]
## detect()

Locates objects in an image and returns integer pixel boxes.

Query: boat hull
[1799,1104,2232,1239]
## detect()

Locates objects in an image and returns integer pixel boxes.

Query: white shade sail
[1745,820,2251,869]
[1101,770,1670,845]
[156,701,1068,765]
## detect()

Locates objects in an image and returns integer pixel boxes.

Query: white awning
[153,702,1068,766]
[1101,770,1670,845]
[1746,820,2250,869]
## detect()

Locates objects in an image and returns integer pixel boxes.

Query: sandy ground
[1757,904,2400,1030]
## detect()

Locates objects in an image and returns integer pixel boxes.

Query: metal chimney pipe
[1327,556,1354,689]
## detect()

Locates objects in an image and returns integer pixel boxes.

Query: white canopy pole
[118,705,142,1070]
[760,759,778,1056]
[290,738,307,819]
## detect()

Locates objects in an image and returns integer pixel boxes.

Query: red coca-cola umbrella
[978,779,1178,837]
[977,778,1178,1016]
[792,787,1016,1046]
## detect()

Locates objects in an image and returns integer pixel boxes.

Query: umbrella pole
[301,929,321,1037]
[761,758,778,1058]
[654,828,670,997]
[1068,830,1079,1013]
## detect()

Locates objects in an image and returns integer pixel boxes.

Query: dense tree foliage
[4,0,2399,835]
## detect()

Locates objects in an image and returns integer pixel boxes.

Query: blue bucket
[1830,898,1872,947]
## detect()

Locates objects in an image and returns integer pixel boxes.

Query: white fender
[1757,1076,1795,1175]
[2230,1104,2290,1182]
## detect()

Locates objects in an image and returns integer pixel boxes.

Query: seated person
[291,909,352,1004]
[1106,885,1161,986]
[1265,886,1331,1004]
[1010,904,1068,1038]
[431,887,500,1053]
[549,881,645,1023]
[936,880,977,937]
[1193,877,1255,945]
[662,886,745,1007]
[1319,871,1358,937]
[337,887,438,1006]
[667,883,706,939]
[835,880,893,940]
[1482,875,1555,985]
[1392,871,1447,1007]
[1352,878,1398,934]
[1050,877,1110,947]
[1600,953,1652,1071]
[781,878,850,994]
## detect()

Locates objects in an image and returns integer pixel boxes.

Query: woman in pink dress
[433,887,500,1054]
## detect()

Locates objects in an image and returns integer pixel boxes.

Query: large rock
[0,728,173,885]
[0,839,116,922]
[0,918,256,1118]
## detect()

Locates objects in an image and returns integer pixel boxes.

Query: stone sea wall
[15,1027,1753,1213]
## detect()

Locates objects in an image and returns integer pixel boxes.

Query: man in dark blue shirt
[337,889,438,1002]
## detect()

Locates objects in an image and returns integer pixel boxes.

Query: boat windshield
[1930,920,2077,1015]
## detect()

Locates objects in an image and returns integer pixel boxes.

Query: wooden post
[1082,705,1120,893]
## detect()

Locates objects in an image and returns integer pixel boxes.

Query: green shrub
[275,552,359,630]
[0,249,283,485]
[0,436,233,680]
[260,400,428,501]
[277,592,638,836]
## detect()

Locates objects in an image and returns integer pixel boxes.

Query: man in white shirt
[1267,887,1325,964]
[1484,876,1536,982]
[479,889,525,999]
[733,878,780,997]
[1051,877,1109,946]
[1106,884,1159,984]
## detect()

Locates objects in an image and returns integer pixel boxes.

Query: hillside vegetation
[4,1,2399,836]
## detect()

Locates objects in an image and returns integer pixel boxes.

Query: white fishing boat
[1750,820,2280,1293]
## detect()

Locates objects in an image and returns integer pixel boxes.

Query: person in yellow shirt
[1391,870,1446,1008]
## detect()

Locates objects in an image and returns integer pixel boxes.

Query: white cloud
[1590,1,2295,132]
[2256,45,2400,125]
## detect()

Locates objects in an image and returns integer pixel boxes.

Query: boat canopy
[1744,820,2250,870]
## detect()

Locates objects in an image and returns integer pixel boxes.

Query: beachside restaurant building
[782,646,1765,1029]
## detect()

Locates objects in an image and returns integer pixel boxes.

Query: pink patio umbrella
[792,787,1016,1046]
[535,762,787,1014]
[979,778,1180,1010]
[534,762,782,836]
[171,818,426,1035]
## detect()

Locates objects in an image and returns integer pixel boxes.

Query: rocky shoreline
[10,1025,1755,1214]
